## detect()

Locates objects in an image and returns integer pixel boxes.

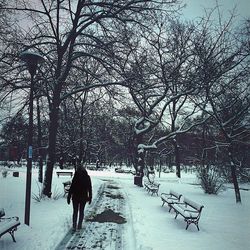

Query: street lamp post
[20,51,44,226]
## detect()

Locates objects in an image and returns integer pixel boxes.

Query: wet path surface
[55,179,128,250]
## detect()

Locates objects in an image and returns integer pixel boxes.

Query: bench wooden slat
[144,181,160,196]
[0,218,20,234]
[161,189,182,211]
[170,197,204,231]
[0,209,20,242]
[183,197,203,211]
[56,171,73,177]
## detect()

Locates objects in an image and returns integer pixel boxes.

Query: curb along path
[55,179,128,250]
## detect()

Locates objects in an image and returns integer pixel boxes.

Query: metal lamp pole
[20,51,44,226]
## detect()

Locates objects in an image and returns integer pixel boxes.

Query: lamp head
[20,51,44,76]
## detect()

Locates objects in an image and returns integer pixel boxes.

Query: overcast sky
[181,0,250,22]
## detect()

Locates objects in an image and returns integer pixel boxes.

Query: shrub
[52,186,64,200]
[32,182,64,202]
[32,182,44,202]
[2,170,8,178]
[197,165,225,194]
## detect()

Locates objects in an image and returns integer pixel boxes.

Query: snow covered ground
[0,165,249,250]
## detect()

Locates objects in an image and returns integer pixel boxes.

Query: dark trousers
[72,199,87,229]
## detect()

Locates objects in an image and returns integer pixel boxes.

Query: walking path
[55,179,130,250]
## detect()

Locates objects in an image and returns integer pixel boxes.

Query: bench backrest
[169,190,182,200]
[0,208,5,217]
[183,197,204,212]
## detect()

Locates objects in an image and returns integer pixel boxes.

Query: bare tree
[1,0,180,196]
[190,12,250,203]
[118,15,205,182]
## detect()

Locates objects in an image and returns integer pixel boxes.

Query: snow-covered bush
[52,186,64,200]
[1,170,8,178]
[197,165,225,194]
[32,182,63,202]
[32,182,44,202]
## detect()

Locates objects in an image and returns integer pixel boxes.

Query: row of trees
[0,0,249,202]
[2,107,250,173]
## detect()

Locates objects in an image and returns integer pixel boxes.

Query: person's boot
[72,223,77,233]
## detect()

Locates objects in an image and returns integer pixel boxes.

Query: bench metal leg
[195,221,200,231]
[185,221,191,230]
[9,228,17,242]
[185,220,200,231]
[174,212,179,219]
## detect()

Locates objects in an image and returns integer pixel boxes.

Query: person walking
[67,166,92,231]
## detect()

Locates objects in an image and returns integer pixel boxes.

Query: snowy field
[0,166,249,250]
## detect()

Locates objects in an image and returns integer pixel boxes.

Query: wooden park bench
[0,208,20,242]
[62,181,72,197]
[161,190,182,211]
[115,168,132,174]
[170,197,204,231]
[56,171,73,178]
[144,181,160,196]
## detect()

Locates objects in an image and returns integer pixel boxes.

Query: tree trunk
[42,99,60,197]
[133,133,144,187]
[79,102,84,163]
[173,140,181,178]
[133,134,143,173]
[158,157,162,178]
[36,97,43,183]
[228,150,241,203]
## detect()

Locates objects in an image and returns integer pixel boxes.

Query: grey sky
[182,0,250,21]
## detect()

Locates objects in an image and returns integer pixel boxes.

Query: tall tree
[0,113,28,161]
[2,0,178,196]
[119,16,204,180]
[191,12,250,203]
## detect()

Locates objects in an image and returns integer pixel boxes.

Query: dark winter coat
[68,168,92,202]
